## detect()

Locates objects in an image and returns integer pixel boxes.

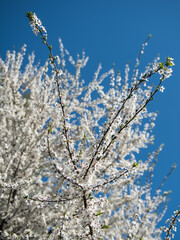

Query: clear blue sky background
[0,0,180,238]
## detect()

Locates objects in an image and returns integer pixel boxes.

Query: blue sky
[1,0,180,238]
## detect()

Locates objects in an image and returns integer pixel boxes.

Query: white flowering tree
[0,11,179,239]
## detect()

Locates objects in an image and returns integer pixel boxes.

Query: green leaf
[88,193,93,199]
[96,210,104,216]
[102,225,109,229]
[159,62,164,69]
[48,124,52,133]
[133,162,139,167]
[24,100,29,108]
[26,11,34,21]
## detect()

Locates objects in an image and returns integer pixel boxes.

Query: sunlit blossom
[160,86,165,92]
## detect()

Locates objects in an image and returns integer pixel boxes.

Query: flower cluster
[158,57,174,79]
[26,11,47,37]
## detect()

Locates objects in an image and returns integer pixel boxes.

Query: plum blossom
[160,86,165,92]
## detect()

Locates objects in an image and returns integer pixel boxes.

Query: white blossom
[160,86,165,92]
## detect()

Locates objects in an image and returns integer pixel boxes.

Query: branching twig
[84,73,162,179]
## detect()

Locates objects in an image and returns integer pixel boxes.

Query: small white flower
[166,68,173,74]
[160,86,165,92]
[59,69,63,76]
[158,69,164,75]
[165,73,172,79]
